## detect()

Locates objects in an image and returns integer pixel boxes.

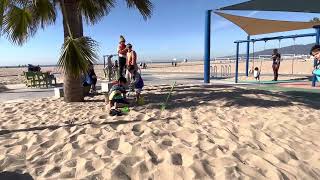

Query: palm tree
[0,0,153,102]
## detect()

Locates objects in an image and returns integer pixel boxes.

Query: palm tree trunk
[62,0,84,102]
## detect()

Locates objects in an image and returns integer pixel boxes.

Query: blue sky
[0,0,319,66]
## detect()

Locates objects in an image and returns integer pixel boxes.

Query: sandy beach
[0,83,320,179]
[1,60,320,179]
[0,59,316,85]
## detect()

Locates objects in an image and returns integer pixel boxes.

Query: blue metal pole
[204,10,212,83]
[312,27,320,87]
[235,42,240,83]
[246,35,250,77]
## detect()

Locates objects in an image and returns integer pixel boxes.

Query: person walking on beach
[118,35,128,77]
[271,49,281,81]
[126,43,138,69]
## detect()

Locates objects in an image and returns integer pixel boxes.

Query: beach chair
[24,72,39,87]
[29,72,47,88]
[42,72,57,86]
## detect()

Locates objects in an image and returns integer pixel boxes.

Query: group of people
[108,35,144,116]
[253,47,320,82]
[252,48,285,81]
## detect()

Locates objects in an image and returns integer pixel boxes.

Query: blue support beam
[235,33,316,44]
[204,10,212,83]
[312,26,320,87]
[235,42,240,83]
[246,35,250,77]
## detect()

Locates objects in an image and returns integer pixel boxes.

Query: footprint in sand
[132,124,145,136]
[111,156,142,179]
[34,166,45,176]
[106,137,132,154]
[171,153,183,166]
[107,138,120,151]
[85,161,96,172]
[39,140,56,149]
[147,150,162,165]
[99,115,107,120]
[173,130,198,146]
[44,166,61,178]
[162,140,173,147]
[59,169,76,179]
[65,159,77,168]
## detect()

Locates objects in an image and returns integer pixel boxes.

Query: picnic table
[24,71,57,88]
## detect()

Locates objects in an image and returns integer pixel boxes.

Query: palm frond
[2,0,56,44]
[31,0,56,28]
[57,36,99,77]
[125,0,153,20]
[78,0,115,25]
[0,0,9,33]
[3,4,37,45]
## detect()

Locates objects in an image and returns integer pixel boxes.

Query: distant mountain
[239,43,314,57]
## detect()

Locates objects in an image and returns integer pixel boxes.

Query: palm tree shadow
[0,171,34,180]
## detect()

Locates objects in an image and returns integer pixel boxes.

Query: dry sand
[0,84,320,179]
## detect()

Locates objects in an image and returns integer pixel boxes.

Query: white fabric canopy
[215,12,320,35]
[219,0,320,13]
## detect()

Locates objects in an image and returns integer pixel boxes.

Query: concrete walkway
[0,84,55,102]
[0,72,237,102]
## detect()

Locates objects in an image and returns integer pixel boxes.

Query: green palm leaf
[2,0,56,44]
[0,0,9,33]
[3,4,36,45]
[58,36,99,77]
[78,0,115,25]
[125,0,153,20]
[31,0,56,28]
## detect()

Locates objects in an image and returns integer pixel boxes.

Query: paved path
[0,84,55,102]
[0,73,237,102]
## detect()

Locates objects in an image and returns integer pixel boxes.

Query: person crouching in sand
[108,77,129,116]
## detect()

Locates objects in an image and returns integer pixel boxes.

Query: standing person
[106,55,114,81]
[271,49,281,81]
[126,43,138,69]
[310,45,320,82]
[88,63,97,93]
[118,35,128,77]
[127,65,144,101]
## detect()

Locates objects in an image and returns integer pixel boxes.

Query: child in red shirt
[118,35,128,77]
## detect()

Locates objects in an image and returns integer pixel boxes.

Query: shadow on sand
[0,84,319,136]
[143,84,320,110]
[0,171,33,180]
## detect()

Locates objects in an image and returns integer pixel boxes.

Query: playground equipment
[103,54,119,81]
[233,32,319,84]
[211,64,231,78]
[203,4,320,87]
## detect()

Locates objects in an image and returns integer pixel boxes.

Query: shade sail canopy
[219,0,320,13]
[215,12,320,35]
